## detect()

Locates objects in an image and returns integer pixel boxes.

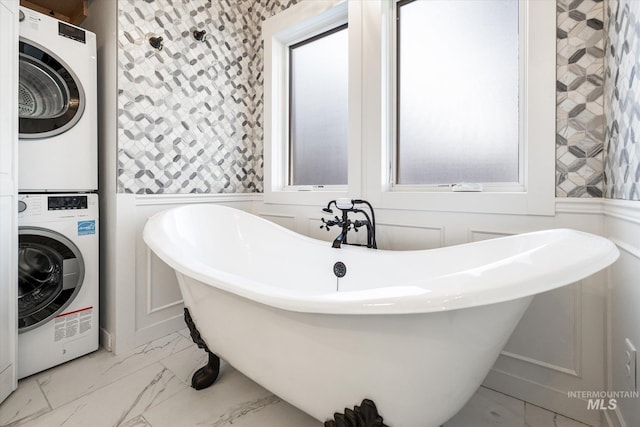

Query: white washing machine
[18,7,97,192]
[17,193,99,379]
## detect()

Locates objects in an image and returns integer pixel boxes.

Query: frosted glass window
[396,0,519,185]
[289,25,348,186]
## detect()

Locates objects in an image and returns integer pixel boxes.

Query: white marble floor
[0,330,594,427]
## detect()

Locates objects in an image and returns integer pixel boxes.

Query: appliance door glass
[18,40,85,139]
[18,229,85,332]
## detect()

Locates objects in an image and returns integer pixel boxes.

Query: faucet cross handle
[353,219,368,229]
[321,217,340,230]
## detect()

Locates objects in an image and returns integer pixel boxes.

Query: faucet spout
[332,233,345,248]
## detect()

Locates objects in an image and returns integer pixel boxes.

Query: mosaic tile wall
[117,0,297,193]
[604,0,640,200]
[117,0,605,197]
[556,0,605,197]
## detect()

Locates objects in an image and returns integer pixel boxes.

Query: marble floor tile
[21,363,187,427]
[119,415,152,427]
[156,344,321,426]
[235,398,321,426]
[0,332,591,427]
[444,386,525,427]
[159,342,208,386]
[176,328,190,340]
[142,364,301,426]
[525,403,592,427]
[0,378,49,426]
[33,332,191,409]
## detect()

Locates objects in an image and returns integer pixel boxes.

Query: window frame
[362,0,555,215]
[264,0,555,215]
[287,22,349,187]
[392,0,524,190]
[263,0,361,205]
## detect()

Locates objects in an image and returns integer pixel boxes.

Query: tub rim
[143,204,620,315]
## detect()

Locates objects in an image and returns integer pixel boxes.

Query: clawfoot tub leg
[184,308,220,390]
[325,399,389,427]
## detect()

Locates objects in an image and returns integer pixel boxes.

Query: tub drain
[333,262,347,278]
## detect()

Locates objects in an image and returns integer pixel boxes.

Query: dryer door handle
[62,258,81,290]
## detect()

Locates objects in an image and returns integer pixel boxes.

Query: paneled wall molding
[603,199,640,226]
[555,198,640,226]
[375,221,445,250]
[604,206,640,427]
[133,196,640,230]
[555,198,605,215]
[500,282,583,378]
[468,229,515,242]
[133,195,638,217]
[257,212,297,230]
[610,237,640,261]
[145,248,183,315]
[135,193,262,206]
[499,350,581,377]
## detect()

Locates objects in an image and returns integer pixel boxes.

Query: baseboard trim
[99,327,112,352]
[604,406,626,427]
[483,368,601,426]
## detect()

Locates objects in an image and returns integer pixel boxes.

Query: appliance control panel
[48,195,88,210]
[58,22,86,44]
[18,194,98,220]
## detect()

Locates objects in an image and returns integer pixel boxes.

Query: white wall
[83,0,119,352]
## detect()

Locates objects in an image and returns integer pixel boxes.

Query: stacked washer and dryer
[17,7,99,379]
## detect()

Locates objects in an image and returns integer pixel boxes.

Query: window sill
[264,187,349,206]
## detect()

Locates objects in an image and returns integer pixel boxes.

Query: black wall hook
[193,29,207,42]
[149,36,164,50]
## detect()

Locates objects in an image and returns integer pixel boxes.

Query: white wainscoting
[108,193,260,353]
[257,212,297,231]
[604,201,640,427]
[254,198,608,425]
[108,194,624,426]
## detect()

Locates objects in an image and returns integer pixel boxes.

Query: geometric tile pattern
[556,0,606,197]
[117,0,297,194]
[117,0,605,197]
[604,0,640,200]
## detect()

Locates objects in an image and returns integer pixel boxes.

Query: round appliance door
[18,227,85,333]
[18,39,85,139]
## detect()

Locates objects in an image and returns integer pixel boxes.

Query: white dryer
[18,193,99,379]
[18,7,97,192]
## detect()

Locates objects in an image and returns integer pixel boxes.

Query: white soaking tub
[143,204,619,426]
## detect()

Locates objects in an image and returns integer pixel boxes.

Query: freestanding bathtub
[143,204,619,426]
